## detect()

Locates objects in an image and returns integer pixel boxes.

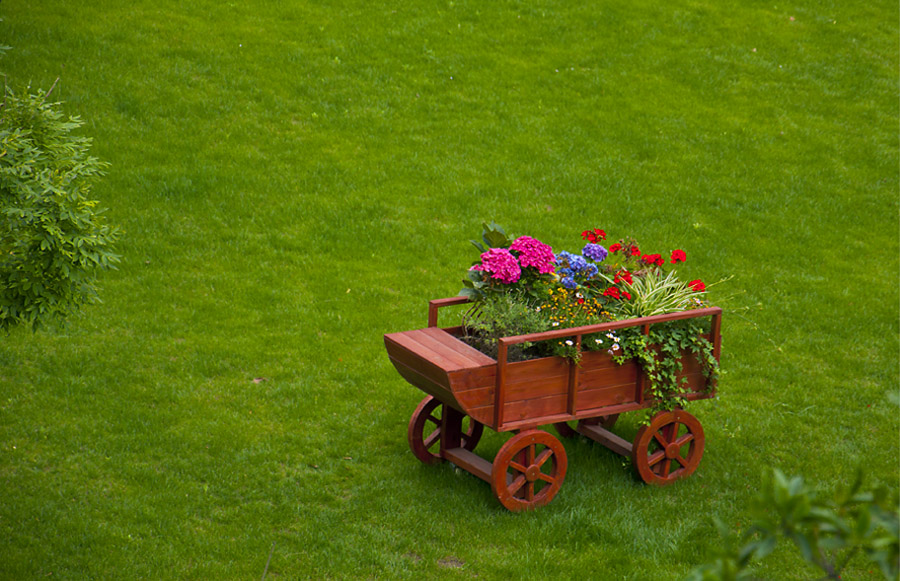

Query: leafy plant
[461,291,552,361]
[460,224,720,411]
[688,470,900,580]
[0,85,120,331]
[617,268,706,318]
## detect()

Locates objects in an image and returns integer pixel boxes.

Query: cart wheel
[632,410,705,486]
[491,430,567,511]
[553,414,619,438]
[407,396,484,465]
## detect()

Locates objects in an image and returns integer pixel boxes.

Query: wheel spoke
[525,480,534,501]
[660,458,672,478]
[509,461,526,474]
[423,429,440,449]
[653,432,669,449]
[674,433,694,448]
[675,453,689,469]
[508,474,526,496]
[534,448,554,469]
[526,444,535,467]
[426,413,441,426]
[647,449,666,467]
[536,471,557,484]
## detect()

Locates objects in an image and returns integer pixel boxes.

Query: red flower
[581,228,606,243]
[689,279,706,292]
[670,249,686,264]
[642,253,664,266]
[609,243,622,253]
[603,287,621,299]
[622,291,632,300]
[614,270,633,285]
[577,298,585,305]
[629,245,641,256]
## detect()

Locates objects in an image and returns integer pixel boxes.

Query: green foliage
[461,291,551,361]
[614,319,718,418]
[688,470,900,580]
[616,269,706,319]
[0,87,120,331]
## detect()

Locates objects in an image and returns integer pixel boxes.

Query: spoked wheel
[553,414,619,438]
[632,410,705,485]
[407,396,484,465]
[491,430,567,511]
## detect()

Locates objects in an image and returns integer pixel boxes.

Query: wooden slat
[419,327,495,366]
[578,423,633,457]
[406,328,486,370]
[443,448,492,483]
[385,331,467,372]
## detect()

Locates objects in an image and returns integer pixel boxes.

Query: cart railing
[428,296,722,430]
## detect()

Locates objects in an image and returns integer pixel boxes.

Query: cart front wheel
[407,396,483,465]
[632,410,705,485]
[491,430,567,511]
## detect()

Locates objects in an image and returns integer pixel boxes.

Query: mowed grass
[1,1,897,578]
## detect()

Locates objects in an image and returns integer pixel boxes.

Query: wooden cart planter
[384,296,722,511]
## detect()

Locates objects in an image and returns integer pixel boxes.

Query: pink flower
[478,248,521,284]
[509,236,555,274]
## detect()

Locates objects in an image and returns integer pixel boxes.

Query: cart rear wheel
[553,415,619,438]
[491,430,567,511]
[407,396,483,465]
[632,410,704,485]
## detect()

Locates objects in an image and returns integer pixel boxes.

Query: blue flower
[561,276,577,289]
[568,254,588,272]
[583,243,608,262]
[583,263,599,278]
[557,267,573,277]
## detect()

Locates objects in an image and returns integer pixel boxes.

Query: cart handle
[428,296,472,327]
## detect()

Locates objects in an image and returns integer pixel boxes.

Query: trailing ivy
[614,318,718,420]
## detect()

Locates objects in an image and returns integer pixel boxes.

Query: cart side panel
[384,333,461,411]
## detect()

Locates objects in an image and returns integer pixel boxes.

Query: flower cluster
[462,223,709,326]
[509,236,556,274]
[473,248,521,284]
[556,250,599,289]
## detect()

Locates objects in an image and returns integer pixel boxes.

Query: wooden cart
[384,296,722,511]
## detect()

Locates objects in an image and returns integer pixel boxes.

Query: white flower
[594,338,602,344]
[611,344,620,351]
[552,322,559,327]
[535,307,541,312]
[565,340,573,346]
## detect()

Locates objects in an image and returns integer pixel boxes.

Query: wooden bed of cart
[384,296,722,511]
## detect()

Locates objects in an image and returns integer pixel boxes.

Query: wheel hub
[665,442,680,459]
[525,465,541,482]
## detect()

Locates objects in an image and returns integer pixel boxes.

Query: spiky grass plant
[617,269,705,319]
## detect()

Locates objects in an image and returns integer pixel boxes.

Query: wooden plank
[386,357,456,405]
[577,383,637,410]
[578,362,638,390]
[443,448,492,483]
[385,339,451,390]
[419,327,495,366]
[578,423,633,457]
[406,328,486,369]
[386,331,468,372]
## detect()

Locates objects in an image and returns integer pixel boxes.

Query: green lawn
[1,1,897,578]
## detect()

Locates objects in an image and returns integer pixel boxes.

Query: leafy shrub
[688,470,900,580]
[0,85,120,331]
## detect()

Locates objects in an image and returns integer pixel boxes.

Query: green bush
[0,85,120,331]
